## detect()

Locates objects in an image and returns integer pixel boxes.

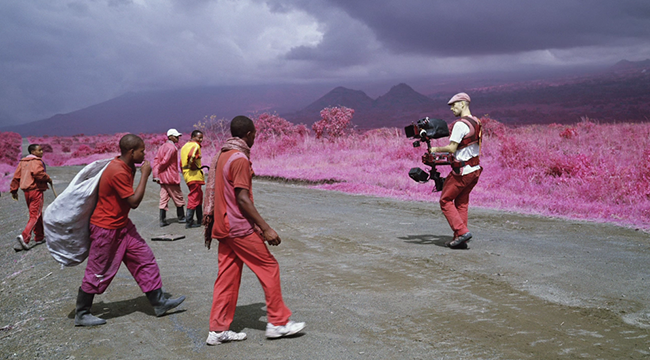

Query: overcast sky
[1,0,650,126]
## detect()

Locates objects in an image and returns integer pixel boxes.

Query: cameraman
[428,92,482,248]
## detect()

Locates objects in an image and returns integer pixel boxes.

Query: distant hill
[3,59,650,136]
[1,84,331,136]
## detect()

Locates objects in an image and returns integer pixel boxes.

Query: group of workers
[8,92,481,346]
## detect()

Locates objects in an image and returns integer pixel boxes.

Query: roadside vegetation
[1,109,648,230]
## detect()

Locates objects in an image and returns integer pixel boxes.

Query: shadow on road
[399,234,452,247]
[229,302,268,332]
[66,295,187,320]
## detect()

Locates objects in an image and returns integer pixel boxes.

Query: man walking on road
[180,130,204,228]
[152,128,186,227]
[74,134,185,327]
[428,92,483,249]
[202,116,305,345]
[10,144,52,250]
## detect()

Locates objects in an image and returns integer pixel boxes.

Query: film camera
[404,117,452,192]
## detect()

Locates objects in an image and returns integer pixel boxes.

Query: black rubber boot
[195,206,203,227]
[159,209,169,227]
[176,206,186,223]
[185,209,200,228]
[74,287,107,326]
[145,288,186,317]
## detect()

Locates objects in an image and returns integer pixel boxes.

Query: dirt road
[2,165,650,359]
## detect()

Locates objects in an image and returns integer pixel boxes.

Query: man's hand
[11,192,18,201]
[140,160,152,178]
[203,214,214,249]
[262,227,281,246]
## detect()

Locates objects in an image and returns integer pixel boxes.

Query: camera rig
[404,117,451,192]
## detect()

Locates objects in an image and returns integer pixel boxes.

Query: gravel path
[1,164,649,359]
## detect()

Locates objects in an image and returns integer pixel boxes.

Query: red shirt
[212,150,255,239]
[90,158,135,229]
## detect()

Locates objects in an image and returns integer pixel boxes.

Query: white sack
[43,158,112,267]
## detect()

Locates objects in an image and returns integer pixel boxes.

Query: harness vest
[450,116,482,172]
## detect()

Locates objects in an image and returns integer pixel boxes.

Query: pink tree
[255,113,302,140]
[312,106,355,139]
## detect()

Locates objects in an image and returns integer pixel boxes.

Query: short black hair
[191,130,203,138]
[230,116,255,138]
[28,144,40,154]
[119,134,144,155]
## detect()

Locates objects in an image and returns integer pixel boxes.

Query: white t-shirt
[449,120,481,175]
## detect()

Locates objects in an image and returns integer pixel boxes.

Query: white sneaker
[16,235,29,250]
[265,320,306,339]
[206,330,247,345]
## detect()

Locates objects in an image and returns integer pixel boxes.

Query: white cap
[167,128,182,137]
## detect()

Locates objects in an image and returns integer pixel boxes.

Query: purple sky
[1,0,649,127]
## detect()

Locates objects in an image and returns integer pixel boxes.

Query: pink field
[1,113,649,231]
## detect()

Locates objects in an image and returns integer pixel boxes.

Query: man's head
[448,92,471,117]
[119,134,146,164]
[230,116,256,147]
[28,144,43,158]
[191,130,204,145]
[167,128,182,143]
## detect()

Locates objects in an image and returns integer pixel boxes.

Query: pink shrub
[255,113,301,140]
[72,144,93,158]
[312,106,355,139]
[0,132,22,166]
[559,127,578,139]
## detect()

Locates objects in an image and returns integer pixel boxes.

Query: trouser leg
[209,240,244,331]
[225,232,292,326]
[440,170,481,237]
[81,224,129,294]
[159,186,170,211]
[21,190,44,243]
[121,221,163,293]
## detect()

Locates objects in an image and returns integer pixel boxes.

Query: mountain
[3,59,650,136]
[373,83,437,110]
[284,83,442,128]
[296,87,375,117]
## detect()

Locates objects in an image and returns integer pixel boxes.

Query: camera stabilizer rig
[404,117,452,192]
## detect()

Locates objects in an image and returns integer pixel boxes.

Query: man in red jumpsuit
[428,92,482,249]
[152,128,186,227]
[10,144,52,250]
[202,116,305,345]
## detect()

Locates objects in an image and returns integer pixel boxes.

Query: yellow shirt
[180,141,204,183]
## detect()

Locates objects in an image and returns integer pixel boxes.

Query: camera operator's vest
[450,116,482,172]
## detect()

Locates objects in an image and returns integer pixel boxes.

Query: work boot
[177,206,186,223]
[145,288,186,317]
[195,206,203,226]
[185,209,200,228]
[159,209,169,227]
[448,232,472,248]
[74,287,107,326]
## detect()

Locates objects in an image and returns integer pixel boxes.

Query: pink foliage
[559,127,578,139]
[198,116,650,231]
[312,106,355,139]
[0,132,22,166]
[255,113,303,140]
[0,132,22,192]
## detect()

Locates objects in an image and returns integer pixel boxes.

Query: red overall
[209,150,291,331]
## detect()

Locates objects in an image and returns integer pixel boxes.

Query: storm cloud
[1,0,649,126]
